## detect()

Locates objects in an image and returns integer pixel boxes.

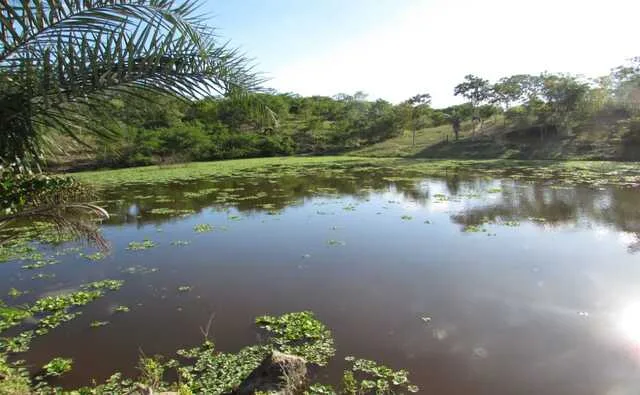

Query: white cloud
[268,0,640,106]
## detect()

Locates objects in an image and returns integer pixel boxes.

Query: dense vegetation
[49,57,640,168]
[3,0,640,392]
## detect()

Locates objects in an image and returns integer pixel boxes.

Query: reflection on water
[619,302,640,344]
[2,165,640,394]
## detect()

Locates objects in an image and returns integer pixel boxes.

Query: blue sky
[206,0,640,107]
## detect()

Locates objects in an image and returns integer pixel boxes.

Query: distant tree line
[61,57,640,168]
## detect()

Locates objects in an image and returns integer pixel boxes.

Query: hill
[351,115,640,161]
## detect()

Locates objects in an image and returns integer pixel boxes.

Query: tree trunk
[412,129,416,146]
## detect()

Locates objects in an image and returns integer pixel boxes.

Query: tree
[405,93,432,146]
[539,73,591,135]
[491,75,528,125]
[0,0,262,169]
[610,57,640,111]
[0,0,261,244]
[454,75,490,132]
[448,111,462,141]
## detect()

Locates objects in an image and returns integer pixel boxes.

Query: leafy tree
[454,75,490,107]
[0,0,261,168]
[454,75,491,133]
[491,75,529,125]
[610,57,640,112]
[539,73,591,135]
[0,0,261,245]
[405,93,432,146]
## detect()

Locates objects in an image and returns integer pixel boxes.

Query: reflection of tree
[450,183,640,253]
[445,174,461,196]
[97,164,430,228]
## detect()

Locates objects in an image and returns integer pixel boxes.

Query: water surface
[3,164,640,394]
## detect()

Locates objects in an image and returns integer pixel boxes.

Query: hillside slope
[350,117,640,161]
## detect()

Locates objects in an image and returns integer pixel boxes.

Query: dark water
[3,166,640,394]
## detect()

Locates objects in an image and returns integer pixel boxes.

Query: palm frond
[0,171,109,248]
[0,0,264,166]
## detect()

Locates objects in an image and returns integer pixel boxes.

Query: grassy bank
[350,117,637,161]
[72,156,640,187]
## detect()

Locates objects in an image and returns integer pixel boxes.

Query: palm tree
[0,0,263,246]
[1,0,262,167]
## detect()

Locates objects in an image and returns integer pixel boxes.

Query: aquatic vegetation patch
[463,224,487,233]
[342,356,419,393]
[401,215,413,220]
[0,331,34,353]
[81,280,124,291]
[502,220,520,227]
[433,193,449,202]
[31,273,55,280]
[149,208,196,216]
[90,321,110,328]
[114,306,130,313]
[7,288,26,298]
[255,311,335,366]
[0,305,31,332]
[25,280,123,335]
[193,224,214,233]
[42,357,73,377]
[80,252,107,261]
[122,265,158,275]
[127,239,156,251]
[327,239,347,247]
[8,311,419,393]
[21,258,59,270]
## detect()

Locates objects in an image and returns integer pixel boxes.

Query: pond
[2,160,640,394]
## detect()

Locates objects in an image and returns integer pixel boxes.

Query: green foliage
[193,224,214,233]
[0,310,417,394]
[0,305,31,332]
[343,356,419,393]
[0,171,108,249]
[42,357,73,377]
[81,280,124,291]
[1,331,34,354]
[127,240,156,251]
[90,321,110,328]
[0,354,31,393]
[7,288,25,298]
[255,311,335,366]
[455,74,491,108]
[0,0,261,167]
[80,252,107,261]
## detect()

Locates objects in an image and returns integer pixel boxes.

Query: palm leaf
[1,0,264,167]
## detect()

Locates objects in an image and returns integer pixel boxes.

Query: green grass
[350,117,628,161]
[352,122,469,158]
[72,156,366,186]
[68,155,640,190]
